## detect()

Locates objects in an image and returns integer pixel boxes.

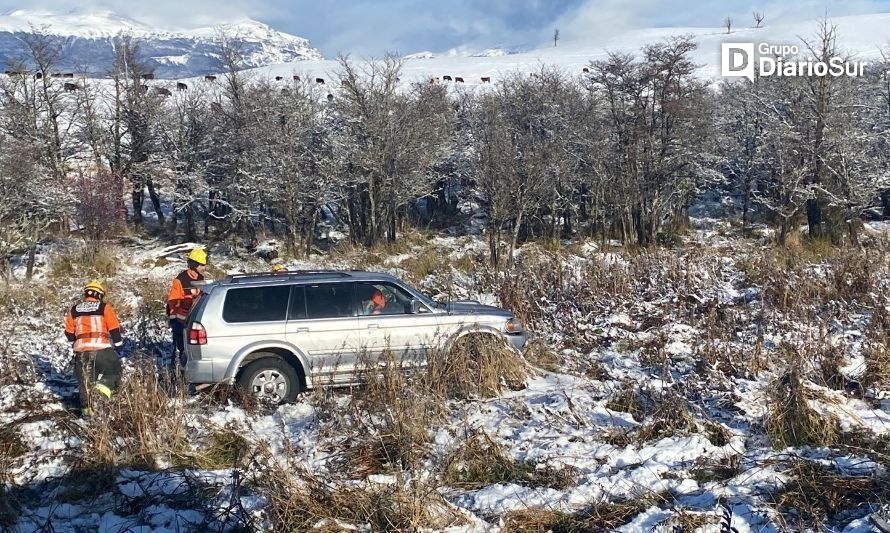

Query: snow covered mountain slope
[0,9,322,78]
[247,12,890,87]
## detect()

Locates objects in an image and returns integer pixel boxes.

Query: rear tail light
[188,322,207,345]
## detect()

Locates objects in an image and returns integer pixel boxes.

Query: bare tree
[107,37,167,228]
[587,37,718,245]
[724,16,733,34]
[554,28,560,47]
[753,11,765,28]
[332,54,454,246]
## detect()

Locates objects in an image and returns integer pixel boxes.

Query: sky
[1,0,889,56]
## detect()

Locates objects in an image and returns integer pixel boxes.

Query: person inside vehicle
[362,287,387,315]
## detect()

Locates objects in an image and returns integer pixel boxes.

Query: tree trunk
[146,179,165,226]
[488,222,500,267]
[508,211,524,266]
[132,184,144,227]
[806,198,823,238]
[305,209,318,258]
[881,189,890,220]
[25,243,36,281]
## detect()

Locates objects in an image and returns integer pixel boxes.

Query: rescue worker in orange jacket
[362,288,387,315]
[166,248,207,367]
[64,280,124,415]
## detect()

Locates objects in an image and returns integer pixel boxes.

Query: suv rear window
[305,283,354,319]
[223,286,290,323]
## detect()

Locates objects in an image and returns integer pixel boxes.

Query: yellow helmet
[84,280,105,297]
[272,264,286,272]
[188,248,207,265]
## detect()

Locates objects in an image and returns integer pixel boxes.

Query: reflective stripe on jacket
[166,268,203,322]
[64,298,123,353]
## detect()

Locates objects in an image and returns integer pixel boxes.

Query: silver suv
[184,270,527,403]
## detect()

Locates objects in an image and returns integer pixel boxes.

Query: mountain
[0,9,322,79]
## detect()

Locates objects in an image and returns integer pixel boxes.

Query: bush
[426,335,527,399]
[764,363,840,449]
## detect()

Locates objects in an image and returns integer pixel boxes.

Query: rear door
[216,284,291,350]
[285,282,360,384]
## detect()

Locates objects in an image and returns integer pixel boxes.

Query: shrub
[764,364,840,449]
[425,335,527,400]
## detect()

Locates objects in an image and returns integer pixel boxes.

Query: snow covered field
[1,215,888,532]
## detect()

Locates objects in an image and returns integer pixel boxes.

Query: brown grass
[605,382,650,423]
[325,350,447,477]
[774,458,890,529]
[764,361,840,449]
[252,446,465,531]
[501,497,655,532]
[426,335,528,400]
[522,338,562,372]
[48,246,119,281]
[76,359,192,469]
[443,430,577,490]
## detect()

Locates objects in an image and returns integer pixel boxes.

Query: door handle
[367,324,379,330]
[295,327,309,333]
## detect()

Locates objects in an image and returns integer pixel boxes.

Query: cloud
[0,0,887,55]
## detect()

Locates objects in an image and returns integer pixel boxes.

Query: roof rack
[224,270,354,283]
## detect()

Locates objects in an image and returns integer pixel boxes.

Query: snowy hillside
[243,12,890,86]
[0,9,322,78]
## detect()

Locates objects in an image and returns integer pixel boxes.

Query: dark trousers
[170,319,185,367]
[74,348,122,408]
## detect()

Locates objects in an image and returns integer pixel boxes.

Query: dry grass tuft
[862,306,890,391]
[426,335,528,400]
[49,246,119,281]
[0,425,27,485]
[328,350,447,477]
[399,253,441,282]
[522,338,562,372]
[187,427,251,470]
[775,458,890,529]
[764,363,840,449]
[77,359,191,469]
[604,382,650,423]
[444,431,577,490]
[634,393,697,443]
[253,447,464,531]
[501,497,653,532]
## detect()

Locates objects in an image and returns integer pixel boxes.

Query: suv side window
[357,282,417,315]
[223,285,290,323]
[305,283,355,319]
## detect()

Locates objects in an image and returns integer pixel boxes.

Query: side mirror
[410,299,424,314]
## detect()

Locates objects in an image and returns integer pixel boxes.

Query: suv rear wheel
[237,356,302,404]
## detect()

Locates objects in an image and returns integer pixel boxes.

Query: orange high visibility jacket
[64,297,123,353]
[166,268,204,322]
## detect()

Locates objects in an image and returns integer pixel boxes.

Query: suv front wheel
[237,356,302,404]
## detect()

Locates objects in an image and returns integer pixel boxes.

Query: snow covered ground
[1,216,888,531]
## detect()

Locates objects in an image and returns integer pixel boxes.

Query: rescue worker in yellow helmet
[64,280,124,416]
[271,263,287,274]
[166,248,207,368]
